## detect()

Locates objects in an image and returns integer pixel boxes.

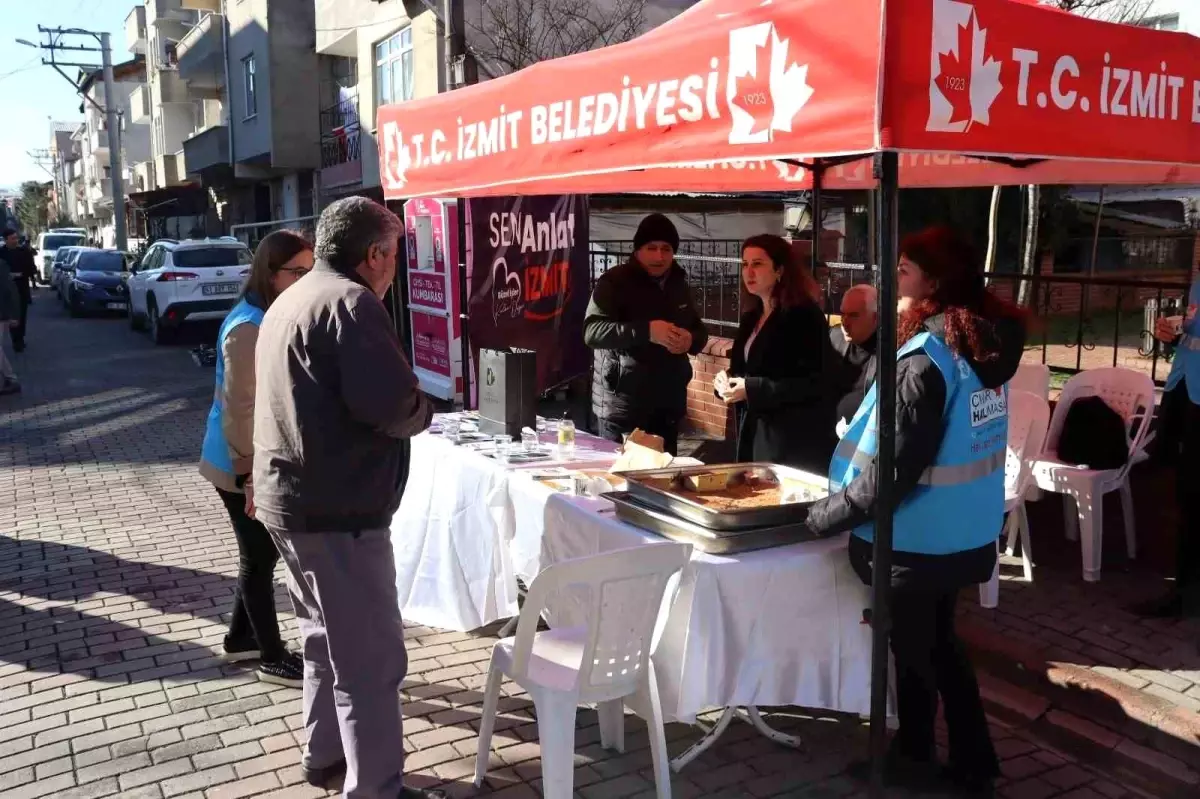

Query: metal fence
[588,240,1188,384]
[230,216,318,251]
[1052,233,1195,274]
[820,264,1189,384]
[590,239,747,336]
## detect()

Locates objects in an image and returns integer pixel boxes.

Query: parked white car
[127,238,253,344]
[36,230,88,284]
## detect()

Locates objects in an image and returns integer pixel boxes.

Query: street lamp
[15,38,38,48]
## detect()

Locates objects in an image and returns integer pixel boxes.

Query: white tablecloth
[539,494,878,724]
[390,424,620,631]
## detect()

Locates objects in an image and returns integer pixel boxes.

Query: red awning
[377,0,1200,199]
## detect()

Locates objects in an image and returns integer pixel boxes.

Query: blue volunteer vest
[828,331,1007,555]
[1165,282,1200,405]
[200,298,266,479]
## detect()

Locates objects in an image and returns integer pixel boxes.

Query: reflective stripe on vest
[917,449,1005,486]
[199,299,265,479]
[826,330,1007,555]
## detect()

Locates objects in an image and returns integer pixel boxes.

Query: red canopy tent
[376,0,1200,786]
[378,0,1200,197]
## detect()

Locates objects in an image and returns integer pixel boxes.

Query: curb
[961,618,1200,797]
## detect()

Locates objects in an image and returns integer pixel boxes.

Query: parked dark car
[64,250,130,317]
[53,247,94,298]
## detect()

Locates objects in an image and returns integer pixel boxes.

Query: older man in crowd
[252,197,441,798]
[830,284,879,427]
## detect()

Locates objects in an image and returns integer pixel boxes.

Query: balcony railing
[130,85,151,124]
[177,12,224,87]
[125,5,146,55]
[319,92,362,188]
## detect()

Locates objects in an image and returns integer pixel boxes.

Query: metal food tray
[619,462,828,531]
[603,492,819,555]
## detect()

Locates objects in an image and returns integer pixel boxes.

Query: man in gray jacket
[252,197,440,798]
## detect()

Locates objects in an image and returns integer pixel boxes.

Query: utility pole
[16,26,128,251]
[99,33,127,252]
[445,0,478,408]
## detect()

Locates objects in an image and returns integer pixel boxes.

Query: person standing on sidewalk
[0,242,20,394]
[252,197,440,798]
[1,229,36,352]
[805,227,1026,794]
[199,229,314,686]
[1133,293,1200,620]
[585,213,708,455]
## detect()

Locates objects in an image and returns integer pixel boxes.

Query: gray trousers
[0,325,16,382]
[268,526,408,799]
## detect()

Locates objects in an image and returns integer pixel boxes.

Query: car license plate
[106,302,126,311]
[203,283,241,296]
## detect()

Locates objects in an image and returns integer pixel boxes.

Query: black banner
[466,195,590,395]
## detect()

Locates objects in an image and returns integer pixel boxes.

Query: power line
[0,57,42,83]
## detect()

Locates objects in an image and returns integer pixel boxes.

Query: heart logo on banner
[491,256,524,325]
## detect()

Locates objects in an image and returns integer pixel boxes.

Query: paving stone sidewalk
[0,296,1150,798]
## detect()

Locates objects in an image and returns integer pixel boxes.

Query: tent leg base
[671,707,802,773]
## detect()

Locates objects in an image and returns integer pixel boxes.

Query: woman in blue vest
[1133,289,1200,619]
[804,227,1027,794]
[199,230,313,686]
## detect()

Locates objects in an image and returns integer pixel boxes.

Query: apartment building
[125,0,320,238]
[74,58,151,248]
[48,124,83,224]
[1127,0,1194,32]
[311,0,699,206]
[313,0,443,204]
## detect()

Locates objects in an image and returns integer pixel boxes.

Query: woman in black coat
[714,234,836,474]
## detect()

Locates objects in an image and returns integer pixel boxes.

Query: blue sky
[0,0,133,189]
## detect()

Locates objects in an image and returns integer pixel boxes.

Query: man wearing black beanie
[584,213,708,455]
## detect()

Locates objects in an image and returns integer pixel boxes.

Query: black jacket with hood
[585,259,709,423]
[805,311,1026,590]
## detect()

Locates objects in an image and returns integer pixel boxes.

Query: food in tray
[639,468,827,511]
[684,472,730,492]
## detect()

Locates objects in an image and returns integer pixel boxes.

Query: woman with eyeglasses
[199,229,313,686]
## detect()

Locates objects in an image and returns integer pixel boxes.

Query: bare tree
[989,3,1153,304]
[1048,0,1156,22]
[467,0,649,75]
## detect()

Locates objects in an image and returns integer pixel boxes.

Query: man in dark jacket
[252,197,442,799]
[830,284,879,425]
[0,229,36,352]
[585,213,708,455]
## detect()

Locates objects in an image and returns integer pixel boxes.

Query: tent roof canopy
[377,0,1200,199]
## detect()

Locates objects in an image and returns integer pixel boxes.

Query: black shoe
[302,758,346,791]
[220,639,261,663]
[258,652,304,687]
[1130,591,1183,619]
[0,380,21,396]
[12,342,24,353]
[400,788,447,799]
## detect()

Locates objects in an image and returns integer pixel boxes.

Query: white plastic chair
[474,543,692,799]
[1010,363,1050,502]
[1010,363,1051,401]
[979,390,1051,608]
[1030,368,1155,582]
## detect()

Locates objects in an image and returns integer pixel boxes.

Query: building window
[1138,14,1179,31]
[375,27,414,108]
[242,55,257,118]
